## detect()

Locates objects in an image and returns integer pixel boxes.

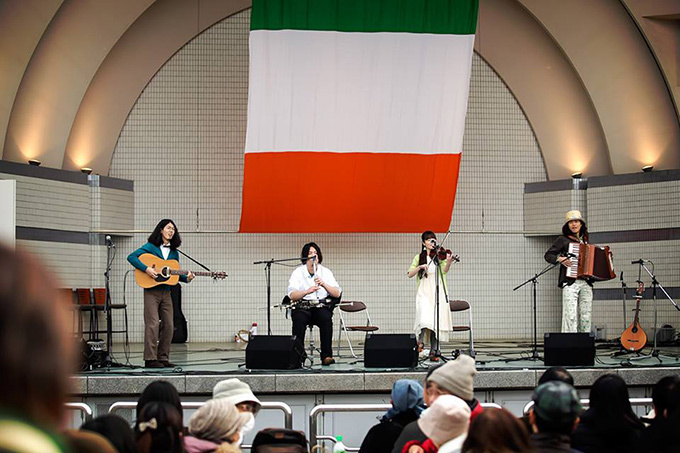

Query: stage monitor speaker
[246,335,301,370]
[364,333,418,368]
[544,332,595,366]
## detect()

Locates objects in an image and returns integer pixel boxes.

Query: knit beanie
[427,355,477,401]
[417,395,471,446]
[212,378,261,414]
[189,398,250,444]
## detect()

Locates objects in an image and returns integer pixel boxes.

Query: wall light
[571,171,583,179]
[642,165,653,173]
[28,159,41,166]
[80,167,93,175]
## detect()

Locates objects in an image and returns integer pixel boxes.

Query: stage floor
[70,339,680,399]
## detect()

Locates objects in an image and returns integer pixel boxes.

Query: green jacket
[410,254,449,293]
[127,242,188,285]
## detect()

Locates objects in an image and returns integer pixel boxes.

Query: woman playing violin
[407,231,456,360]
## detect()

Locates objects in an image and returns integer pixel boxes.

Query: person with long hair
[287,242,342,366]
[571,374,644,453]
[128,219,194,368]
[135,401,185,453]
[407,231,455,359]
[462,407,535,453]
[544,210,594,332]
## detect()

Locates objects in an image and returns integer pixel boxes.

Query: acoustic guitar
[135,253,227,289]
[620,281,647,352]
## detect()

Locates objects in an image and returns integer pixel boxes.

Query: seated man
[529,381,582,453]
[287,242,342,366]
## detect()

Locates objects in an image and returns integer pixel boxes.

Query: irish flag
[240,0,478,233]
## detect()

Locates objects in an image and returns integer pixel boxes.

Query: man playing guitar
[287,242,341,366]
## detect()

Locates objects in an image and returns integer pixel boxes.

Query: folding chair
[449,299,475,357]
[336,301,379,358]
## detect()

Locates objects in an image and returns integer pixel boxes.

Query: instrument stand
[627,260,680,363]
[512,262,560,362]
[253,256,306,335]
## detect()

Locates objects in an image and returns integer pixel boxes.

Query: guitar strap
[176,249,212,272]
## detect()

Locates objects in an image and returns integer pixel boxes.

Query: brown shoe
[145,360,163,368]
[322,357,336,366]
[160,361,176,368]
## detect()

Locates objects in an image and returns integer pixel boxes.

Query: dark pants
[143,287,173,361]
[291,307,334,360]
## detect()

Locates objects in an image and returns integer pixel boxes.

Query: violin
[429,247,460,262]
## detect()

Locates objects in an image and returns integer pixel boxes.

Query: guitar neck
[170,270,214,277]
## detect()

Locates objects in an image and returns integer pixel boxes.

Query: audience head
[0,245,74,427]
[418,394,471,447]
[213,378,262,415]
[652,375,680,418]
[137,380,183,422]
[538,367,574,387]
[135,401,184,453]
[80,414,136,453]
[382,379,425,421]
[462,407,534,453]
[189,398,250,446]
[62,429,118,453]
[588,374,643,429]
[427,355,477,403]
[531,381,581,435]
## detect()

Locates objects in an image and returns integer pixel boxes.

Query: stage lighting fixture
[28,159,41,166]
[571,171,582,179]
[80,167,92,175]
[642,165,653,173]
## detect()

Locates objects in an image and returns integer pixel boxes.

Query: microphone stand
[253,256,305,335]
[103,239,122,368]
[512,261,561,361]
[429,231,455,362]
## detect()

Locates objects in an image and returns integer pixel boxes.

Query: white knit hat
[417,395,470,447]
[189,398,250,443]
[427,355,477,401]
[212,379,261,415]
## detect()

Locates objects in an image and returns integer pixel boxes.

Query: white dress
[414,259,451,342]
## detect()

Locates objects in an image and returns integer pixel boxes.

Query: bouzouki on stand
[135,253,227,289]
[620,281,647,352]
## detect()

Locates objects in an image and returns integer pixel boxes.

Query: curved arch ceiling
[1,0,679,179]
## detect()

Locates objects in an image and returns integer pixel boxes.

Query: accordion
[566,243,615,281]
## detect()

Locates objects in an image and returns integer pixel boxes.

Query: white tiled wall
[108,10,561,344]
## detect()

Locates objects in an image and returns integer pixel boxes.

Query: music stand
[512,262,560,361]
[253,256,304,335]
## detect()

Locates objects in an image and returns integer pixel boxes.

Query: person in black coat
[359,379,425,453]
[571,374,643,453]
[641,375,680,453]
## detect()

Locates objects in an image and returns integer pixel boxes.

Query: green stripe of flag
[251,0,478,35]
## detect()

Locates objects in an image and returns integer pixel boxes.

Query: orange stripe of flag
[240,152,460,233]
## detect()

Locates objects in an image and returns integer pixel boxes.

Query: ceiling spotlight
[28,159,41,166]
[571,171,583,179]
[80,167,92,175]
[642,165,653,173]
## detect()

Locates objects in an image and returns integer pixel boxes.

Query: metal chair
[336,301,379,358]
[449,299,475,357]
[76,289,104,341]
[93,288,129,351]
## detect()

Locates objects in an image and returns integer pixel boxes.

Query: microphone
[631,259,645,265]
[620,271,626,288]
[564,252,577,258]
[105,235,115,248]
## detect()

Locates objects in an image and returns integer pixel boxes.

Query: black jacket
[571,408,643,453]
[359,410,419,453]
[545,235,593,288]
[531,433,582,453]
[389,419,427,453]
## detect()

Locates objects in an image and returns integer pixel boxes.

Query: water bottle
[249,322,258,339]
[333,435,347,453]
